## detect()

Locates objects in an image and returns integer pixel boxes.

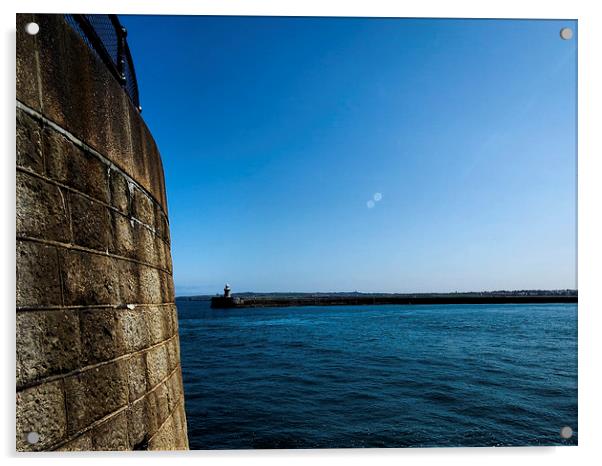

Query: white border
[2,1,600,465]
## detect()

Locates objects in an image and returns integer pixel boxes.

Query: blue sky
[121,16,577,295]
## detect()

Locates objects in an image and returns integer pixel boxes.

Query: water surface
[177,302,577,449]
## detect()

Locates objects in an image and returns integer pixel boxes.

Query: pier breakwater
[209,293,577,309]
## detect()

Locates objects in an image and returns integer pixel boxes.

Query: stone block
[143,393,160,436]
[16,381,67,451]
[56,433,93,451]
[16,108,43,173]
[63,359,128,434]
[166,337,181,373]
[168,304,179,335]
[161,271,176,303]
[146,344,169,388]
[16,14,41,111]
[155,210,170,245]
[79,308,121,365]
[91,412,129,451]
[138,265,162,304]
[109,169,131,214]
[146,306,168,346]
[16,310,81,387]
[131,186,155,227]
[16,240,62,307]
[16,171,71,243]
[116,308,149,353]
[127,397,150,449]
[43,126,110,203]
[148,414,176,451]
[116,259,140,304]
[147,383,170,433]
[134,224,158,266]
[127,353,148,402]
[109,212,136,259]
[173,401,189,449]
[166,371,182,413]
[159,305,175,339]
[69,193,111,252]
[154,234,167,271]
[128,111,151,201]
[163,242,173,274]
[153,203,165,240]
[59,249,119,306]
[130,114,167,216]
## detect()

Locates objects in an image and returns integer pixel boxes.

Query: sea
[176,301,577,449]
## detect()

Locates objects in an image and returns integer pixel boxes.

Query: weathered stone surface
[64,359,128,434]
[153,212,170,246]
[127,353,148,402]
[138,266,163,304]
[170,304,180,334]
[91,412,129,451]
[16,310,81,387]
[159,304,176,339]
[109,169,131,214]
[173,402,189,449]
[134,223,158,266]
[70,193,111,252]
[161,271,176,303]
[59,250,119,305]
[153,203,166,241]
[149,414,177,451]
[155,234,167,271]
[56,433,93,451]
[129,112,168,215]
[146,344,170,388]
[16,241,62,307]
[43,126,110,204]
[16,171,71,243]
[16,14,187,450]
[16,381,67,451]
[16,14,41,112]
[146,306,168,345]
[131,187,155,227]
[116,308,149,353]
[16,109,44,173]
[110,212,136,259]
[116,259,140,304]
[166,370,182,412]
[166,337,181,373]
[164,241,173,272]
[79,309,120,365]
[127,398,150,449]
[35,15,134,175]
[128,110,151,204]
[147,383,170,435]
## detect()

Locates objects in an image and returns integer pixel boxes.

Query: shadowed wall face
[16,14,188,451]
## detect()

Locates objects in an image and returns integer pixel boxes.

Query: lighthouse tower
[211,283,237,308]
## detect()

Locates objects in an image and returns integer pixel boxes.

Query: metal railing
[64,14,141,111]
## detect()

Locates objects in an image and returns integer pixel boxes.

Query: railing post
[108,14,127,85]
[118,26,127,85]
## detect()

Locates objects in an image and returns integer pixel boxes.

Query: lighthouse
[211,283,238,308]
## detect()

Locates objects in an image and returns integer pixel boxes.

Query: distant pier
[209,290,577,309]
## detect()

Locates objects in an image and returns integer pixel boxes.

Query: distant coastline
[176,290,578,309]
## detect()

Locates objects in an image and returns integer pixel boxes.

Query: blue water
[177,302,577,449]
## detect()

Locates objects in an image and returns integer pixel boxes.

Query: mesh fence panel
[64,14,140,109]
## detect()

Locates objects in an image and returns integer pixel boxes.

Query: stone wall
[16,14,188,451]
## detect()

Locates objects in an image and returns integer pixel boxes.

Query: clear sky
[120,16,577,296]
